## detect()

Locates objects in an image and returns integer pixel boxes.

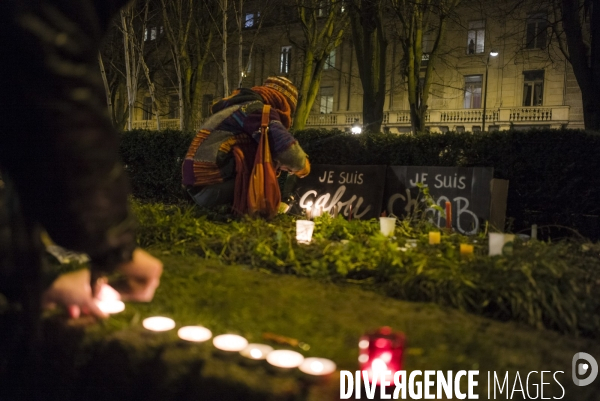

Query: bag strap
[261,104,271,131]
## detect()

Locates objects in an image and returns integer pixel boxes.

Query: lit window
[467,20,485,54]
[522,70,544,106]
[324,49,336,69]
[280,46,292,74]
[464,75,482,109]
[144,26,163,41]
[244,12,260,28]
[320,86,334,113]
[526,13,547,49]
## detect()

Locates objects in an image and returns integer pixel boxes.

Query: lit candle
[359,327,405,385]
[296,220,315,244]
[379,217,397,237]
[348,204,353,221]
[460,244,474,256]
[299,357,336,376]
[212,334,248,352]
[143,316,176,332]
[429,231,441,244]
[488,233,504,256]
[305,201,313,220]
[445,201,452,230]
[177,326,212,342]
[266,350,305,369]
[239,343,273,361]
[94,283,125,315]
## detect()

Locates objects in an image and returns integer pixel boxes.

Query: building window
[522,70,544,106]
[244,12,260,28]
[142,97,153,120]
[280,46,292,74]
[202,94,214,118]
[324,49,336,69]
[526,13,547,49]
[168,95,179,119]
[319,86,334,113]
[464,75,482,109]
[467,20,485,54]
[144,26,163,41]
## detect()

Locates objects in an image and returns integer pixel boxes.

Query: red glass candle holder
[358,326,405,384]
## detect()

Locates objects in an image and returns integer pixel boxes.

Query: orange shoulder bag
[247,105,281,218]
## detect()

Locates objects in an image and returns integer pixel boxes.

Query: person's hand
[111,248,162,302]
[42,268,106,319]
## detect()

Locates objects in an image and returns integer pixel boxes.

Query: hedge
[119,128,600,239]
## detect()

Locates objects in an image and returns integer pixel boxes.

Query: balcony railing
[305,106,569,130]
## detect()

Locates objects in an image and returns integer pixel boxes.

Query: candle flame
[250,348,263,359]
[310,361,324,373]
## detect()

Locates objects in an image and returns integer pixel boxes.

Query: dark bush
[119,128,600,238]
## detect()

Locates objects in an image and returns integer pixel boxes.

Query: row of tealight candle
[141,316,337,377]
[92,288,335,376]
[428,231,518,256]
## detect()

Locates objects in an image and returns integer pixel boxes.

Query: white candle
[299,357,336,376]
[143,316,176,332]
[379,217,397,237]
[177,326,212,342]
[212,334,248,352]
[296,220,315,244]
[239,343,273,360]
[95,299,125,314]
[266,350,305,369]
[488,233,504,256]
[94,283,125,314]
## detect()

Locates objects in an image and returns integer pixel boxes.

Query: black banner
[384,166,495,234]
[288,164,387,220]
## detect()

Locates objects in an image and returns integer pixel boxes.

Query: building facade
[130,1,584,133]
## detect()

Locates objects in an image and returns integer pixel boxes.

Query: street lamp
[482,50,498,132]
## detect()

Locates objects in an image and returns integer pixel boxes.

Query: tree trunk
[350,0,387,134]
[97,52,112,116]
[222,0,230,95]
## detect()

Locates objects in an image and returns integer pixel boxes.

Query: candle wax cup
[95,299,125,314]
[299,357,336,376]
[239,343,273,360]
[460,244,474,255]
[379,217,396,237]
[266,350,305,369]
[296,220,315,244]
[143,316,176,332]
[212,334,248,352]
[177,326,212,342]
[428,232,441,244]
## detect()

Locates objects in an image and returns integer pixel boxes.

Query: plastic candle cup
[266,350,305,373]
[143,316,176,332]
[296,220,315,244]
[428,231,441,244]
[359,327,405,386]
[177,326,212,343]
[299,357,337,379]
[460,244,474,256]
[379,217,397,237]
[239,343,273,365]
[489,233,515,256]
[212,334,248,358]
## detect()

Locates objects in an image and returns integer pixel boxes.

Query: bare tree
[552,0,599,130]
[161,0,216,131]
[290,0,349,130]
[392,0,461,134]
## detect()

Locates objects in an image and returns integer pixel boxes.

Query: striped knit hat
[263,76,298,112]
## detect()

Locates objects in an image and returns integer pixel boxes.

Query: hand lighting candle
[94,283,125,315]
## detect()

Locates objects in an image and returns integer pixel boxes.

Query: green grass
[25,254,600,400]
[132,201,600,338]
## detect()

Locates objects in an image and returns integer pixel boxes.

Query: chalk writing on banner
[290,165,386,220]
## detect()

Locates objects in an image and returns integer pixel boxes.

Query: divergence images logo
[572,352,598,387]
